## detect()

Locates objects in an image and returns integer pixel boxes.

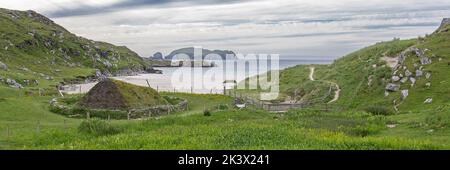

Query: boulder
[424,98,433,104]
[102,60,113,68]
[400,77,408,84]
[416,70,423,77]
[425,82,431,87]
[6,78,23,89]
[0,61,7,70]
[384,91,390,97]
[410,77,416,86]
[385,83,400,92]
[425,72,431,79]
[392,76,400,82]
[405,70,412,77]
[401,90,409,100]
[420,57,432,65]
[151,52,164,60]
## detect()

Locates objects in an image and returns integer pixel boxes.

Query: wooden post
[79,85,82,93]
[38,88,42,96]
[86,112,90,119]
[108,115,111,121]
[191,87,193,94]
[210,89,212,94]
[146,79,151,88]
[127,111,131,120]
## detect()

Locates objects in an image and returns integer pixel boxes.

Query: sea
[62,59,333,94]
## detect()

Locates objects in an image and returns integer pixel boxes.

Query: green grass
[1,84,449,150]
[17,109,448,150]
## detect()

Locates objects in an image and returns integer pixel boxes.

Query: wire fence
[225,89,344,112]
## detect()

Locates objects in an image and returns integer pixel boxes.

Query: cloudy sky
[1,0,449,59]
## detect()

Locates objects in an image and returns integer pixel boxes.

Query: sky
[1,0,449,59]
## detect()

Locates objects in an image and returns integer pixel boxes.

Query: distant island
[147,47,236,67]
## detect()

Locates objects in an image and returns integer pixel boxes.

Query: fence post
[146,79,151,88]
[127,111,131,120]
[86,112,90,119]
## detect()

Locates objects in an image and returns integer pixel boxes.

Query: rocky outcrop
[391,76,400,82]
[6,79,23,89]
[435,18,450,33]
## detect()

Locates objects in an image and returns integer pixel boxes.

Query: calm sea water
[64,59,332,94]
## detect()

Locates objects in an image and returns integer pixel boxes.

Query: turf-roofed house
[51,79,188,119]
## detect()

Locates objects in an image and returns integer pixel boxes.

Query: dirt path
[309,67,315,81]
[309,67,340,104]
[327,83,340,104]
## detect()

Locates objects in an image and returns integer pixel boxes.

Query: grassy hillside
[243,23,449,113]
[0,8,148,92]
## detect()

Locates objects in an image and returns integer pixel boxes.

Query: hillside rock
[6,78,23,89]
[79,79,168,110]
[420,57,432,65]
[0,61,7,70]
[401,90,409,100]
[424,98,433,104]
[392,76,400,82]
[425,72,432,79]
[416,70,423,77]
[400,77,408,84]
[410,77,416,86]
[0,8,148,80]
[386,83,400,92]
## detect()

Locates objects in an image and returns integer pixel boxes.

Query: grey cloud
[47,0,251,18]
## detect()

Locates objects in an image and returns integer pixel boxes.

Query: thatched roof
[79,79,168,110]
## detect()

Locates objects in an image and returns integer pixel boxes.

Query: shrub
[365,106,392,116]
[217,104,229,110]
[203,109,211,116]
[78,119,122,136]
